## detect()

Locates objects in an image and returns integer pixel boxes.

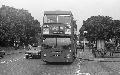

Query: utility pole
[83,31,87,51]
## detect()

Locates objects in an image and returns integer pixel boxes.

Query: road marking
[1,61,6,63]
[75,62,90,75]
[76,72,90,75]
[0,57,24,64]
[9,60,12,62]
[76,70,80,73]
[75,70,90,75]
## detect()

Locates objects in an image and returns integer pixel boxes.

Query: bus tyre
[73,53,76,59]
[94,52,97,58]
[0,55,3,58]
[26,55,29,59]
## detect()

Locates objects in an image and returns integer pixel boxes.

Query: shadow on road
[44,62,73,65]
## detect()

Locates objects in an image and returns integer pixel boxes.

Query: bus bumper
[41,53,74,63]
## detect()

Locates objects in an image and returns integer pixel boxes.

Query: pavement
[78,47,120,62]
[78,48,95,61]
[0,47,26,55]
[78,47,120,73]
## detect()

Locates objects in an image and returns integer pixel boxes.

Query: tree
[0,5,41,47]
[79,15,113,42]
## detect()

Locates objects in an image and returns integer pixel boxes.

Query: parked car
[0,49,5,58]
[25,44,41,59]
[77,42,84,49]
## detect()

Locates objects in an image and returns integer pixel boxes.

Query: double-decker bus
[41,11,77,63]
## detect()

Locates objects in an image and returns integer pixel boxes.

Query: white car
[25,45,41,59]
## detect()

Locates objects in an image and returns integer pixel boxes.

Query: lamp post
[83,31,87,51]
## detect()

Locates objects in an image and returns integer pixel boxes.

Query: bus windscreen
[42,38,71,49]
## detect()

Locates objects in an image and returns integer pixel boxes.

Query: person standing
[28,44,32,50]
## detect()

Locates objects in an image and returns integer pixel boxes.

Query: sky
[0,0,120,34]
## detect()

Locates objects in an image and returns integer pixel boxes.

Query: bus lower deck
[41,36,76,63]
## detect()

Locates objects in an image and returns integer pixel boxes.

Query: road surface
[0,48,120,75]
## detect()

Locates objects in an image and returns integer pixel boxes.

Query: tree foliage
[79,15,114,41]
[0,5,41,46]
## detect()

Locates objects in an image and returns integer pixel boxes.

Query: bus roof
[44,11,72,15]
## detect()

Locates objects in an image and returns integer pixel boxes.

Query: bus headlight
[43,28,49,34]
[67,54,71,58]
[43,53,47,57]
[65,29,71,34]
[69,50,72,52]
